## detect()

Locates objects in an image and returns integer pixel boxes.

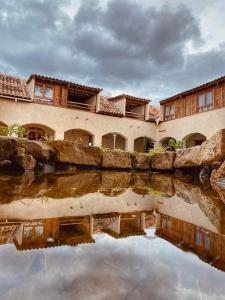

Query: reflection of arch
[102,132,127,150]
[64,129,94,146]
[23,123,55,141]
[183,133,206,148]
[134,137,155,153]
[159,137,175,148]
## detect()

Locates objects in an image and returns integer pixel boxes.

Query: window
[198,91,213,112]
[45,86,53,98]
[35,84,43,97]
[164,104,175,121]
[34,83,54,99]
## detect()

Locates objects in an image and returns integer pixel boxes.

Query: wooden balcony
[125,111,145,120]
[67,101,96,112]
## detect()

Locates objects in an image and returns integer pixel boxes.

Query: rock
[49,140,102,166]
[12,154,36,171]
[151,152,175,170]
[16,139,55,163]
[36,162,55,174]
[0,160,13,171]
[211,161,223,170]
[131,153,150,170]
[211,160,225,187]
[199,166,211,183]
[102,151,131,169]
[174,129,225,168]
[0,136,17,161]
[16,147,25,155]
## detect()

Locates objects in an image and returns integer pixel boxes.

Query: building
[0,72,225,150]
[158,75,225,147]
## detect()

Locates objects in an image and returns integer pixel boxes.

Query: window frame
[34,82,54,100]
[164,103,175,121]
[197,91,213,112]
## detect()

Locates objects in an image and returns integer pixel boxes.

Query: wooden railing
[125,111,145,120]
[67,101,96,112]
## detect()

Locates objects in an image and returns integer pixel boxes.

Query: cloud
[0,0,225,104]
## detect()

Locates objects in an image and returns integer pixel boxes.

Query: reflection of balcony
[125,111,144,120]
[67,101,96,112]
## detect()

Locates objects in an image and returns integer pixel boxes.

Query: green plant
[147,145,164,157]
[168,139,183,150]
[0,123,29,138]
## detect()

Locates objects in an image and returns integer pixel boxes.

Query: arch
[102,132,127,150]
[134,136,155,153]
[159,137,176,148]
[64,129,94,146]
[23,123,55,141]
[183,132,206,148]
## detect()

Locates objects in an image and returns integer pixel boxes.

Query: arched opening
[159,137,176,149]
[23,124,55,141]
[64,129,94,146]
[102,132,127,150]
[183,133,206,148]
[134,137,155,153]
[0,122,8,136]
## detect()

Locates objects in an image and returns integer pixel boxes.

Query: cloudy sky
[1,0,225,105]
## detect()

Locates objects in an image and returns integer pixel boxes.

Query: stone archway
[159,137,176,149]
[23,123,55,141]
[102,132,127,150]
[134,137,155,153]
[64,129,94,146]
[183,133,207,148]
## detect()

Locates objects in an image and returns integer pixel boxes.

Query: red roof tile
[27,74,102,93]
[0,73,31,100]
[98,96,124,117]
[147,105,160,122]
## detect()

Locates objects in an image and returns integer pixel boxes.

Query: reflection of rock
[174,178,225,234]
[102,151,131,169]
[100,172,130,196]
[131,173,151,195]
[174,129,225,168]
[131,153,150,170]
[0,137,17,161]
[49,140,102,166]
[150,174,175,196]
[151,152,175,170]
[211,160,225,187]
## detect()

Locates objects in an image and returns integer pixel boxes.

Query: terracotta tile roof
[160,74,225,104]
[108,94,150,104]
[0,73,31,100]
[147,105,160,122]
[98,96,124,117]
[27,74,102,93]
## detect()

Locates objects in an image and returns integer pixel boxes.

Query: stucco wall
[0,98,156,151]
[158,107,225,143]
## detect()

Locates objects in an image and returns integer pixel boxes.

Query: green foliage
[168,139,183,150]
[0,123,29,138]
[147,145,164,157]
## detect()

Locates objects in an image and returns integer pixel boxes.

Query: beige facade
[0,98,157,151]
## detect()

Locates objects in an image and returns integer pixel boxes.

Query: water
[0,171,225,300]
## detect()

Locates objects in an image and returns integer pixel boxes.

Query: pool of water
[0,171,225,300]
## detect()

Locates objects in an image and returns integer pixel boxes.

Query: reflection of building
[156,213,225,272]
[13,216,94,251]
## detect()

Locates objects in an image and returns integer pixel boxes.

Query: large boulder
[12,154,36,171]
[49,140,102,166]
[16,138,54,162]
[0,137,17,161]
[102,151,131,169]
[151,152,175,170]
[131,153,150,170]
[174,129,225,168]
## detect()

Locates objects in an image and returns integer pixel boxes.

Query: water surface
[0,171,225,300]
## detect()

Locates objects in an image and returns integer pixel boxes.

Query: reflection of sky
[0,235,225,300]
